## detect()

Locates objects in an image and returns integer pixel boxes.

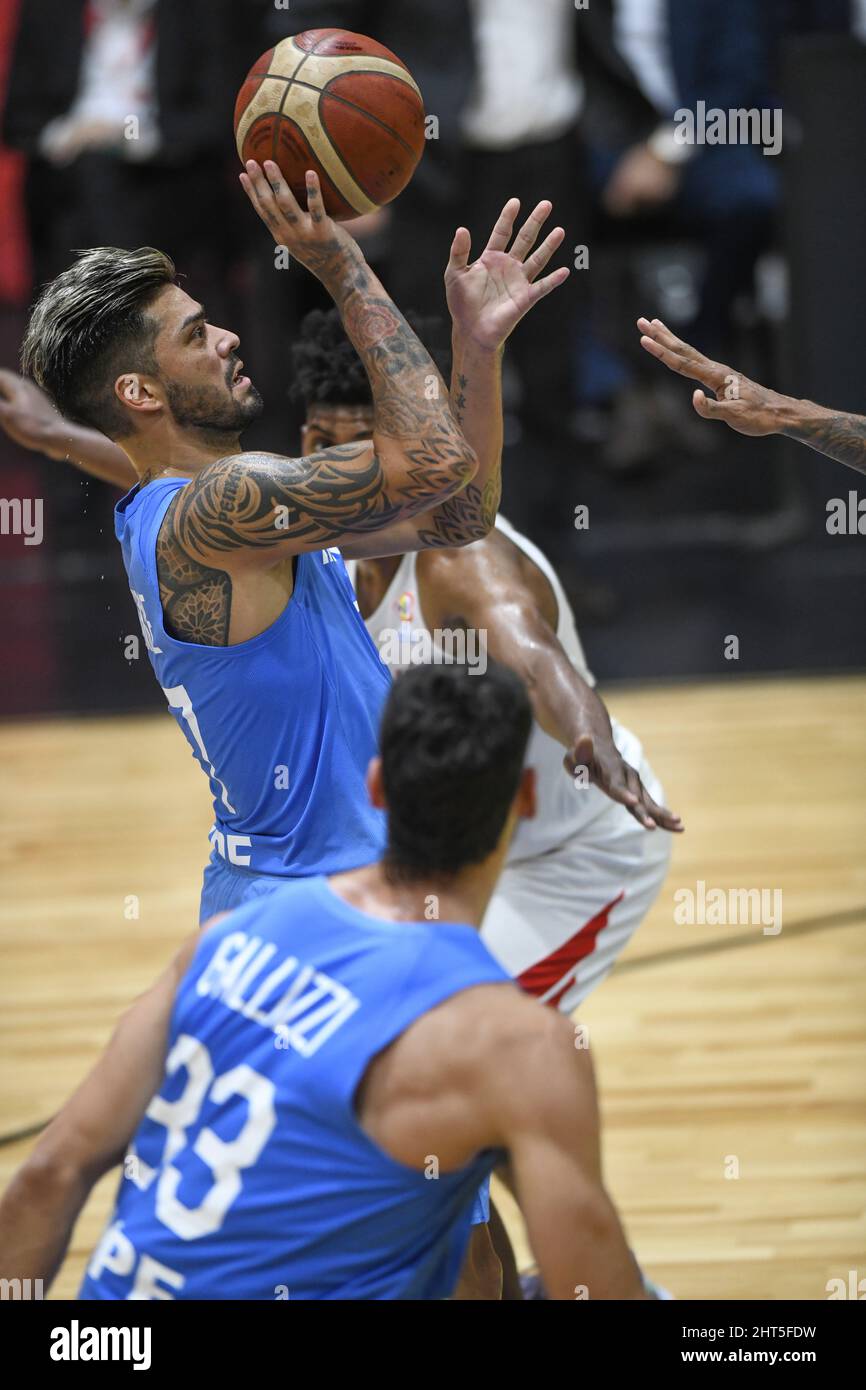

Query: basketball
[233,29,426,221]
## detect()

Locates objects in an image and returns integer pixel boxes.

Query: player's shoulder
[423,982,583,1092]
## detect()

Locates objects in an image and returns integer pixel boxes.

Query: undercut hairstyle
[379,661,533,879]
[21,246,177,439]
[290,305,451,409]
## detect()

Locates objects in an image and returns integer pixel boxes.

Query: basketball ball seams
[271,114,358,218]
[278,100,378,216]
[273,38,317,167]
[269,50,416,214]
[258,74,423,161]
[302,25,413,77]
[235,30,425,219]
[318,101,418,204]
[318,77,423,160]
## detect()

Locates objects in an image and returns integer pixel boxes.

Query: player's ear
[115,374,162,417]
[300,422,315,454]
[515,766,536,821]
[366,756,387,810]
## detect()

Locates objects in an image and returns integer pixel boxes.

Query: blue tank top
[79,877,510,1300]
[115,478,391,877]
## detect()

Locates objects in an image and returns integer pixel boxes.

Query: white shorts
[480,737,671,1015]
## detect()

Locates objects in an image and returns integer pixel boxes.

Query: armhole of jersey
[341,935,509,1125]
[343,961,510,1181]
[140,482,187,640]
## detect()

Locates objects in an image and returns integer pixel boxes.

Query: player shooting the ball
[7,160,569,922]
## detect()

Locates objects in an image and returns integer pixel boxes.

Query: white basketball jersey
[346,515,606,861]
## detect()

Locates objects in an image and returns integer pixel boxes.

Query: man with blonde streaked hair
[16,159,569,921]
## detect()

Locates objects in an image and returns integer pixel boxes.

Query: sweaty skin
[303,406,681,834]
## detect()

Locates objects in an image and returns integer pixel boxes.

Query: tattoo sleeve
[392,339,504,551]
[163,245,479,573]
[784,404,866,477]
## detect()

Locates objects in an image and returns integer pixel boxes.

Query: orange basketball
[234,28,426,221]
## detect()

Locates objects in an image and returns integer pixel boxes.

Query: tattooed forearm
[784,404,866,477]
[415,484,492,548]
[454,374,468,427]
[336,274,461,443]
[430,339,503,542]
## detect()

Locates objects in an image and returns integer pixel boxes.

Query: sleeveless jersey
[79,876,510,1300]
[346,515,599,861]
[115,478,392,878]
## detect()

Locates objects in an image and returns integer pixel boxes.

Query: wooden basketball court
[2,674,864,1299]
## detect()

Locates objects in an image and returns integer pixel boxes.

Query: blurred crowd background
[0,0,865,718]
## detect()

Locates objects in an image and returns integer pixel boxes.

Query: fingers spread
[484,198,520,254]
[523,226,565,281]
[527,264,570,304]
[509,200,553,263]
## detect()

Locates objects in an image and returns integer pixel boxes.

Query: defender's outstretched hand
[639,316,866,476]
[637,318,791,437]
[564,733,684,833]
[446,199,570,352]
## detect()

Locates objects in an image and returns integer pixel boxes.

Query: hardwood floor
[2,675,864,1300]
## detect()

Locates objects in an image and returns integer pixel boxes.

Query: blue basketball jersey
[115,478,391,878]
[79,877,510,1300]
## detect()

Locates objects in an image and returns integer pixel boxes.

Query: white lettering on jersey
[130,589,162,654]
[87,1219,136,1282]
[209,826,252,867]
[129,1254,185,1301]
[197,931,360,1056]
[87,1219,186,1301]
[161,683,236,814]
[321,547,340,565]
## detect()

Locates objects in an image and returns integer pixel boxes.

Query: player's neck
[126,424,243,484]
[329,852,508,931]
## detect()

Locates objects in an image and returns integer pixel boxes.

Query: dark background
[0,0,864,719]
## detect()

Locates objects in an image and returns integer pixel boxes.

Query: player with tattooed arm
[14,161,568,919]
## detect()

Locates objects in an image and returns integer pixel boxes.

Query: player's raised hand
[637,317,791,438]
[445,198,570,351]
[564,733,684,833]
[239,161,359,280]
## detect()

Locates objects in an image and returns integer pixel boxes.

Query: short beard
[164,377,264,447]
